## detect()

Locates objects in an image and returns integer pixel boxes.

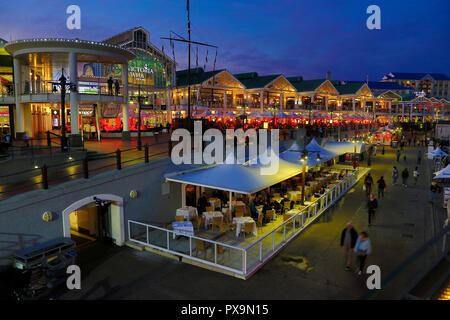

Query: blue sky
[1,0,449,81]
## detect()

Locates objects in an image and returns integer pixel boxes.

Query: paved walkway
[50,144,447,300]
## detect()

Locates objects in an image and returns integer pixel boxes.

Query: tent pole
[229,191,233,218]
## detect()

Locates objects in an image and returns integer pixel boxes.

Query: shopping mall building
[1,27,449,143]
[0,27,175,144]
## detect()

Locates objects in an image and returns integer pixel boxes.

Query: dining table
[208,198,221,209]
[202,211,223,229]
[172,221,194,239]
[175,206,198,220]
[232,216,257,238]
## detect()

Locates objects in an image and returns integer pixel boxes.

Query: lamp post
[300,149,321,205]
[50,68,76,152]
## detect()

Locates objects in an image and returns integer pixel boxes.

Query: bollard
[41,164,48,190]
[168,139,173,155]
[46,131,51,147]
[116,149,122,170]
[83,157,89,179]
[144,144,149,163]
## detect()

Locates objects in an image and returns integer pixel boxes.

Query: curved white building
[4,38,135,145]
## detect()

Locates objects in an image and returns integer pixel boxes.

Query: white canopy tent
[165,152,303,195]
[427,147,449,157]
[280,139,338,167]
[433,164,450,179]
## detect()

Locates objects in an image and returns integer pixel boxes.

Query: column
[325,96,328,112]
[13,57,25,139]
[280,93,284,110]
[122,62,130,140]
[197,88,201,106]
[223,90,227,110]
[352,99,356,112]
[260,91,264,112]
[69,51,82,147]
[362,99,366,113]
[167,88,172,124]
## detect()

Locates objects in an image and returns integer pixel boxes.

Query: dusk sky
[1,0,449,81]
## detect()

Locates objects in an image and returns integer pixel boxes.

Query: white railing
[127,170,359,278]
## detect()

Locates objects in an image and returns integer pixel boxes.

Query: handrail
[244,172,356,250]
[129,219,245,251]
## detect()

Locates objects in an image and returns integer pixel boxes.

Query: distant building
[435,120,450,140]
[381,72,450,99]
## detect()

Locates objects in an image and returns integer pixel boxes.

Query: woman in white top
[413,167,420,185]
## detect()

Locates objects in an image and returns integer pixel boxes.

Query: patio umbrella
[247,110,264,118]
[428,147,449,157]
[223,111,238,117]
[261,111,275,118]
[214,110,223,117]
[433,164,450,179]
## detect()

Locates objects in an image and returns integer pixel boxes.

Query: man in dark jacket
[364,173,374,197]
[377,176,386,198]
[340,222,358,270]
[197,192,208,215]
[367,193,378,226]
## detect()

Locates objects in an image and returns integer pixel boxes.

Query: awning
[323,141,366,154]
[280,139,338,166]
[165,152,303,194]
[433,164,450,179]
[428,147,449,157]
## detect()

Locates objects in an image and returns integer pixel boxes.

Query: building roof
[234,73,282,89]
[285,78,326,92]
[382,72,450,81]
[176,67,225,87]
[332,81,367,95]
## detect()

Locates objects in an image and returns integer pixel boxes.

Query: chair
[219,222,228,233]
[196,216,204,230]
[212,216,222,231]
[235,206,244,217]
[257,214,264,230]
[175,215,184,222]
[205,206,213,212]
[194,239,208,258]
[266,210,274,222]
[243,222,254,239]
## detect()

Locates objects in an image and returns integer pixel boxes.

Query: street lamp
[50,68,77,152]
[299,149,321,205]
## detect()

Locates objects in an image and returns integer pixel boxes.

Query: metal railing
[128,170,359,278]
[20,80,124,96]
[0,139,172,200]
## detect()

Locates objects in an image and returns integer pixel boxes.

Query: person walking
[396,150,401,162]
[377,176,386,198]
[364,173,374,197]
[340,222,358,270]
[354,232,372,276]
[413,167,420,185]
[401,168,409,187]
[367,194,378,226]
[392,166,399,185]
[403,153,407,162]
[430,182,442,203]
[417,150,422,165]
[114,79,120,96]
[107,77,114,95]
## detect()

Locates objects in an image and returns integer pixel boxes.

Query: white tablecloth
[232,217,257,237]
[172,221,194,238]
[202,211,223,228]
[288,191,302,200]
[176,206,198,220]
[208,198,221,209]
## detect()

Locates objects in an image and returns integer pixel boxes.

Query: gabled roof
[234,73,282,89]
[382,72,450,81]
[332,81,368,95]
[176,67,225,87]
[375,90,402,99]
[286,78,326,92]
